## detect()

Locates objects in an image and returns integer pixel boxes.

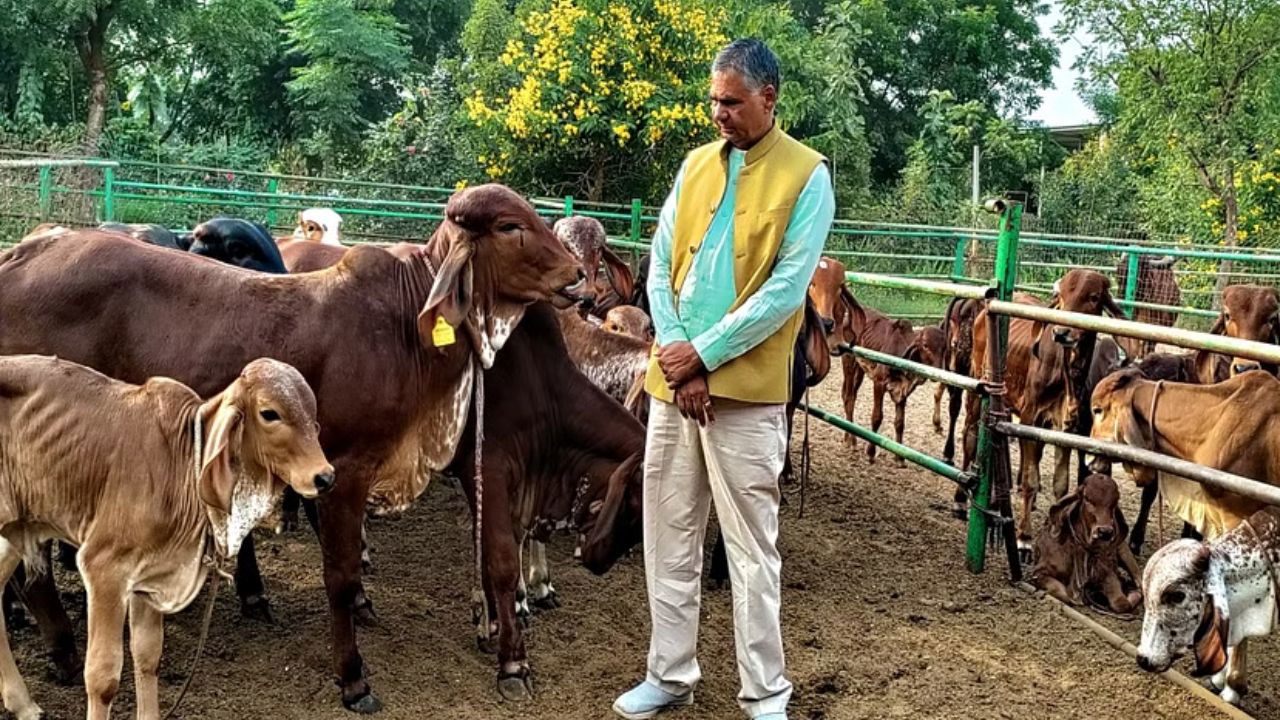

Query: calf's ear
[198,390,245,513]
[1192,592,1230,677]
[420,220,475,339]
[601,246,636,301]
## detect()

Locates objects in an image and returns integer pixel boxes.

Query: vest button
[689,245,698,254]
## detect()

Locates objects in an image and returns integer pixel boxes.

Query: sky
[1028,1,1099,128]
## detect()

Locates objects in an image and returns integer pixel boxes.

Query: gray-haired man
[612,38,834,720]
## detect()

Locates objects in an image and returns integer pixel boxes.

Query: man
[613,39,835,720]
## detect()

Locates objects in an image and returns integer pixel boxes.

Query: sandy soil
[8,373,1272,720]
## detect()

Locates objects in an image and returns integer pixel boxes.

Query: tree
[285,0,410,164]
[841,0,1056,182]
[0,0,281,154]
[462,0,729,200]
[1061,0,1280,298]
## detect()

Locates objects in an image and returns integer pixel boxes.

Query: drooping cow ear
[420,220,476,339]
[1193,592,1230,677]
[600,245,636,301]
[198,390,245,513]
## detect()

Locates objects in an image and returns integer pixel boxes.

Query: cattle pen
[7,154,1280,717]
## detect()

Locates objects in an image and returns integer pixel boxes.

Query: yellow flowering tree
[463,0,728,200]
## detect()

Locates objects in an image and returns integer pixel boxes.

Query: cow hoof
[47,648,82,686]
[894,457,907,469]
[1220,686,1241,706]
[240,594,275,624]
[276,512,299,534]
[933,423,943,435]
[344,691,384,714]
[497,671,534,702]
[355,606,378,628]
[476,635,498,655]
[952,502,968,521]
[532,592,561,611]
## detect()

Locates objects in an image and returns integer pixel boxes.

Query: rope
[1150,380,1165,547]
[472,361,486,624]
[799,383,811,518]
[163,413,218,720]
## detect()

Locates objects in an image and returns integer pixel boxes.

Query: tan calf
[0,355,332,720]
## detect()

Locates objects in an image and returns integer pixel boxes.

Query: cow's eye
[260,409,281,422]
[1161,590,1186,605]
[1092,406,1102,416]
[499,223,520,233]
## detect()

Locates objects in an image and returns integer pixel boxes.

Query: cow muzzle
[314,470,336,495]
[1053,327,1077,347]
[1232,360,1262,376]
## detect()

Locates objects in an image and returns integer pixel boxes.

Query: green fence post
[951,232,967,281]
[966,202,1021,574]
[1124,247,1140,319]
[563,195,574,217]
[102,165,116,222]
[630,198,642,244]
[264,177,280,228]
[38,166,52,220]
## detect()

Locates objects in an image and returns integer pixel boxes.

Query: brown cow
[275,242,644,696]
[1091,369,1280,542]
[554,216,635,316]
[0,355,332,720]
[966,269,1126,551]
[557,308,651,405]
[447,303,646,698]
[602,305,654,342]
[934,297,983,467]
[1030,473,1143,613]
[0,184,586,712]
[810,258,944,467]
[1114,254,1179,359]
[1209,284,1280,376]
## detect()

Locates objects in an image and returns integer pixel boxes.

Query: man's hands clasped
[658,341,714,426]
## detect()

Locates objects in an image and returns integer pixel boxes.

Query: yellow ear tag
[431,316,456,347]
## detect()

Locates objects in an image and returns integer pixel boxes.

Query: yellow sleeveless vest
[646,123,824,405]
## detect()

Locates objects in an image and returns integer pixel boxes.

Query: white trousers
[643,396,792,718]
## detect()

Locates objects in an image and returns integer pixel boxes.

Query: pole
[563,195,573,217]
[629,198,642,245]
[951,232,966,281]
[264,177,280,228]
[102,165,115,222]
[38,166,52,220]
[967,200,1021,574]
[1124,247,1140,319]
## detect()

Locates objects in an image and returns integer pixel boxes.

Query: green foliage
[285,0,411,162]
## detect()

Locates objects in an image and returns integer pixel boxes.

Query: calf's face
[602,306,653,342]
[1049,269,1124,346]
[1137,539,1227,676]
[1212,285,1280,376]
[198,358,335,518]
[807,257,858,355]
[425,185,588,333]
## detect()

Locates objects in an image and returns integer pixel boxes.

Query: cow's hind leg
[480,487,532,701]
[1130,481,1158,556]
[842,358,863,452]
[235,534,273,623]
[867,381,886,464]
[932,383,945,435]
[527,540,558,610]
[943,386,963,466]
[0,539,39,720]
[1017,439,1044,559]
[316,478,381,713]
[14,557,80,684]
[1051,444,1071,501]
[891,391,909,468]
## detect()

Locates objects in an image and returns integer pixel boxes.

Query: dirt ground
[9,371,1275,719]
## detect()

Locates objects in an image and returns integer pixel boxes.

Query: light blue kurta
[647,151,835,371]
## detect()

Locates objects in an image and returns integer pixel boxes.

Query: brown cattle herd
[3,195,1280,714]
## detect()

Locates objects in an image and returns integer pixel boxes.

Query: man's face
[709,70,776,149]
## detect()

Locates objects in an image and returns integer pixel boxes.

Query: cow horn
[1149,255,1175,268]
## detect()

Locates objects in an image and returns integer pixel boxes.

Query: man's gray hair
[711,39,781,94]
